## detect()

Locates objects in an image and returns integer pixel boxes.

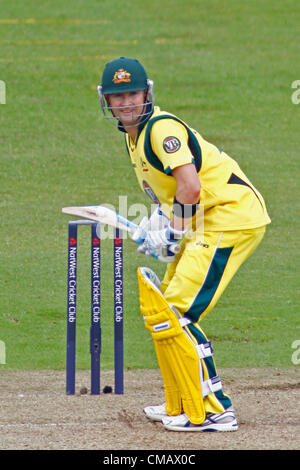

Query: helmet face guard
[98,57,154,128]
[97,79,154,128]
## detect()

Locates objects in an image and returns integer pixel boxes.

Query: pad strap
[179,317,191,327]
[201,375,222,397]
[179,318,214,359]
[196,342,214,359]
[148,315,192,329]
[177,317,221,397]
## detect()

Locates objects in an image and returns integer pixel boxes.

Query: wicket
[66,219,124,395]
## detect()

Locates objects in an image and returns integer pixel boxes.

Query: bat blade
[62,205,138,233]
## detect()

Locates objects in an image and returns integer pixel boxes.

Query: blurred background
[0,0,299,371]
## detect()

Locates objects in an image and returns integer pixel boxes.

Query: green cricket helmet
[101,57,148,94]
[97,57,154,127]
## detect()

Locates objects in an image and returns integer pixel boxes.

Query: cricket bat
[61,205,180,255]
[62,205,139,234]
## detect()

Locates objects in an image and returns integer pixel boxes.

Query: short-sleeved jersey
[124,106,271,231]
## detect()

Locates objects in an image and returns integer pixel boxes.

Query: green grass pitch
[0,0,299,371]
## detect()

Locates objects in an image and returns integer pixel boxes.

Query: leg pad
[138,267,206,424]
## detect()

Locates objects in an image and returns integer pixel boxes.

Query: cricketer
[98,57,271,432]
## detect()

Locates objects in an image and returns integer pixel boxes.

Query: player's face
[107,90,146,127]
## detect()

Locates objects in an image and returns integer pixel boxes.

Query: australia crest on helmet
[113,68,131,84]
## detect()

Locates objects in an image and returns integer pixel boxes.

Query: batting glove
[141,224,185,263]
[131,216,148,246]
[131,207,170,253]
[147,206,170,231]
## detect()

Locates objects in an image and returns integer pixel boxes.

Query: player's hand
[140,224,185,263]
[147,206,170,231]
[131,207,170,252]
[131,216,148,246]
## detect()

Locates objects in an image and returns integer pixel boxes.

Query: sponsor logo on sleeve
[163,136,181,153]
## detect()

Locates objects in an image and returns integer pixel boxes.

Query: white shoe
[143,403,169,422]
[162,407,238,432]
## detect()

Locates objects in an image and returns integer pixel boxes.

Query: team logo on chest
[163,136,181,153]
[142,181,160,205]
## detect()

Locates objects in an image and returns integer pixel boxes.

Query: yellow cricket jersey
[124,106,271,231]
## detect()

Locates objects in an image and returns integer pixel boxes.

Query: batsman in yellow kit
[98,57,271,432]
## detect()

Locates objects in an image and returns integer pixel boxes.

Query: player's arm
[132,163,201,263]
[170,163,201,231]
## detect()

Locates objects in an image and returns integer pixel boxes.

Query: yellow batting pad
[152,341,182,416]
[137,267,205,424]
[137,267,181,416]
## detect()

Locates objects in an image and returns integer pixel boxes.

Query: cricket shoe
[143,403,169,422]
[162,407,238,432]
